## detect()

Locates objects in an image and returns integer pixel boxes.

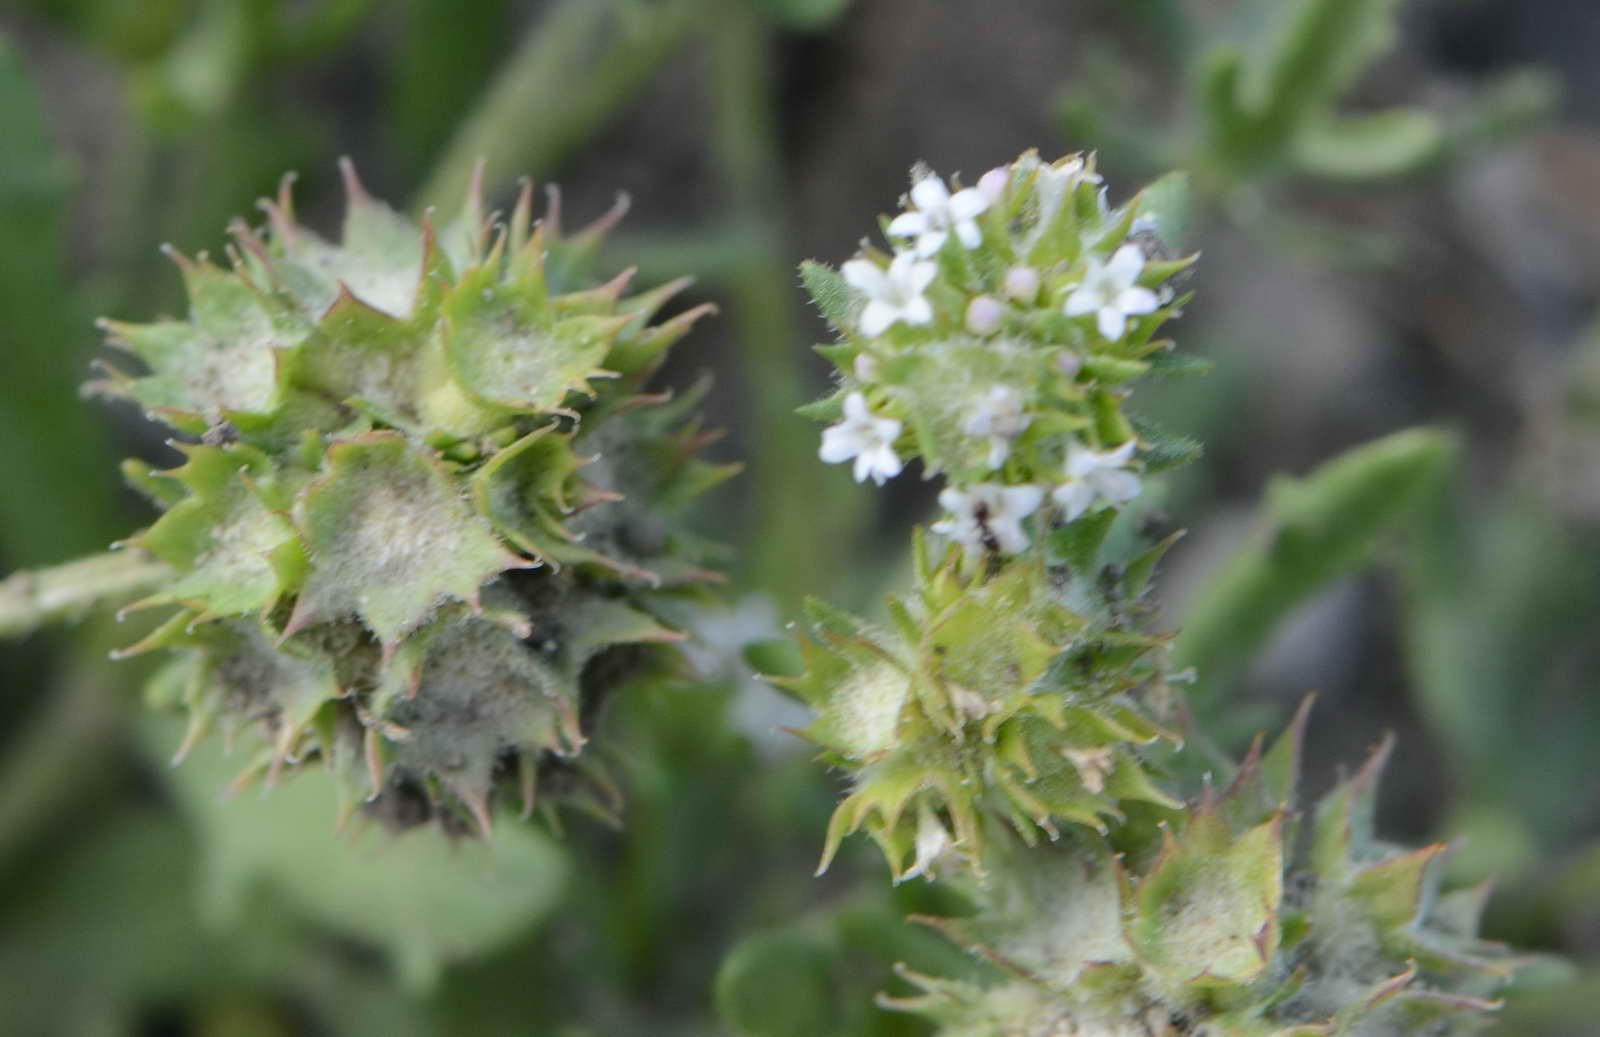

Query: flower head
[931,482,1044,556]
[842,252,937,337]
[1064,243,1160,341]
[888,174,989,257]
[963,385,1031,468]
[820,391,904,485]
[1052,439,1141,522]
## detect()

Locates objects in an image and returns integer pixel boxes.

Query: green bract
[98,162,733,832]
[888,703,1521,1035]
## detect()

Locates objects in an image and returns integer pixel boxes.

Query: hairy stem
[414,0,703,214]
[0,550,171,639]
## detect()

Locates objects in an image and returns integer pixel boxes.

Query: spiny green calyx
[99,161,733,833]
[781,520,1187,881]
[885,701,1522,1036]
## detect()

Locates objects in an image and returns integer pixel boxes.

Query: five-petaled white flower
[819,391,904,485]
[963,385,1032,468]
[1063,243,1160,341]
[1052,439,1142,522]
[932,482,1045,556]
[888,174,990,257]
[842,252,937,336]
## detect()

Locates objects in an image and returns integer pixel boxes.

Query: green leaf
[799,259,856,334]
[751,0,853,31]
[1132,172,1193,251]
[1175,428,1455,710]
[288,433,525,645]
[715,928,842,1037]
[146,712,570,992]
[1293,108,1442,180]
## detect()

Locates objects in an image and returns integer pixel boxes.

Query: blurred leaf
[751,0,852,30]
[1175,428,1455,711]
[1204,0,1405,177]
[1133,172,1193,251]
[0,34,120,565]
[716,927,841,1037]
[1292,107,1442,180]
[147,714,571,992]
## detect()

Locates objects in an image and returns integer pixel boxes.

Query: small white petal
[986,439,1010,468]
[1118,286,1160,316]
[887,212,928,238]
[954,219,982,249]
[913,230,947,257]
[1104,440,1137,466]
[910,175,951,212]
[1107,243,1145,284]
[853,353,879,380]
[1052,481,1095,522]
[989,517,1030,555]
[1063,288,1099,318]
[819,427,858,464]
[947,187,990,222]
[1097,306,1128,341]
[905,258,938,295]
[1090,468,1141,504]
[842,391,870,421]
[872,414,903,443]
[900,296,933,327]
[842,259,889,297]
[938,487,969,513]
[1000,484,1045,519]
[860,300,898,336]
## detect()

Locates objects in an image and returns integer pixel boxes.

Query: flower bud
[1003,265,1040,304]
[976,166,1009,205]
[1056,350,1083,378]
[854,353,880,381]
[964,295,1005,336]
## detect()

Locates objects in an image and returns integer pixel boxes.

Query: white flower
[900,806,954,883]
[931,482,1044,556]
[964,295,1004,337]
[819,391,904,485]
[1052,440,1142,522]
[963,385,1031,468]
[888,174,989,256]
[1063,243,1160,341]
[842,252,936,336]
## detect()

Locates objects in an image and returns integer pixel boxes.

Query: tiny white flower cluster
[927,441,1143,557]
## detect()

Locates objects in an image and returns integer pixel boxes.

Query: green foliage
[1175,428,1456,715]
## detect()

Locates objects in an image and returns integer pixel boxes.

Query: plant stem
[413,0,703,215]
[707,0,862,607]
[0,550,171,640]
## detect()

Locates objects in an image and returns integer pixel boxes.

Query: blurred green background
[2,0,1600,1033]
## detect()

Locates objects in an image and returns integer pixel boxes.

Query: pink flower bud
[965,295,1005,336]
[1056,350,1083,377]
[854,353,880,380]
[1004,265,1040,304]
[976,167,1010,205]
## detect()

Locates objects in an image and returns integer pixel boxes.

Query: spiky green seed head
[100,161,734,833]
[776,516,1190,881]
[886,701,1524,1035]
